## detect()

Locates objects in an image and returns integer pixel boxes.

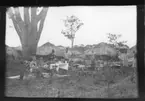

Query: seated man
[50,49,56,59]
[38,57,45,67]
[29,60,38,72]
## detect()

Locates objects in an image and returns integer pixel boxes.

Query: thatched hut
[37,42,66,58]
[85,42,118,57]
[84,43,119,70]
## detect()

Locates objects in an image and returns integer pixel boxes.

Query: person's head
[66,47,69,53]
[52,49,55,53]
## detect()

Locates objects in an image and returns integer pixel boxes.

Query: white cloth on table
[50,61,69,72]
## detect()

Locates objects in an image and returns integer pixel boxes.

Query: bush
[75,60,84,64]
[120,66,134,77]
[103,67,117,84]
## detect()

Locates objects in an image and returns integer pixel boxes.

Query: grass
[5,60,138,98]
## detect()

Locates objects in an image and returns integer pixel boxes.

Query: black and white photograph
[5,6,137,98]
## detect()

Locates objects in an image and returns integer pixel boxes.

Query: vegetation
[107,33,128,53]
[6,57,137,98]
[61,15,84,48]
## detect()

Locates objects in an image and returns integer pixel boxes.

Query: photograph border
[0,3,144,101]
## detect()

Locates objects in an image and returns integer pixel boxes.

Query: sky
[6,6,137,48]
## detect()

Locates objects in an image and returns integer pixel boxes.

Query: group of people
[24,49,70,74]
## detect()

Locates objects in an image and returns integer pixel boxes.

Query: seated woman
[38,57,45,67]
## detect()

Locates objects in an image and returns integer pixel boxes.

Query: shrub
[120,66,134,77]
[102,66,118,97]
[105,69,116,83]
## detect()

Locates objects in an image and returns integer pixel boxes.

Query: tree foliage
[107,33,127,46]
[61,15,84,48]
[107,33,128,53]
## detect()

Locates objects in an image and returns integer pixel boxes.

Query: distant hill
[94,42,109,47]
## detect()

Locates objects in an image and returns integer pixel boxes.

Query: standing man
[132,51,136,68]
[90,54,96,70]
[119,53,128,67]
[51,49,56,60]
[64,47,69,59]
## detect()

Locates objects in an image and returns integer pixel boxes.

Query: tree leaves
[107,33,128,54]
[61,15,84,47]
[61,30,75,39]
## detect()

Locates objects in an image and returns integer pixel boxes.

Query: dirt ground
[5,60,138,98]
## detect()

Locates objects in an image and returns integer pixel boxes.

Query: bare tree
[107,33,128,53]
[7,7,48,59]
[61,15,83,48]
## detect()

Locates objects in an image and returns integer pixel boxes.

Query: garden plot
[5,56,137,98]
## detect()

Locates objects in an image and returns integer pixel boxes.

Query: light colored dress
[132,57,136,68]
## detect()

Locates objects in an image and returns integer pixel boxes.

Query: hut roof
[85,42,117,57]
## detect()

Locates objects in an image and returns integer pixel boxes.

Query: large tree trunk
[22,41,37,59]
[8,7,48,59]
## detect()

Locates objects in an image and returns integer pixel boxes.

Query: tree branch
[13,7,25,34]
[11,18,21,38]
[24,7,30,25]
[36,7,48,42]
[10,17,23,45]
[31,7,37,22]
[14,7,23,22]
[8,7,24,44]
[24,7,31,34]
[36,7,48,22]
[37,19,44,41]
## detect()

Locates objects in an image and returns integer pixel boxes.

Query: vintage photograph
[5,6,137,98]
